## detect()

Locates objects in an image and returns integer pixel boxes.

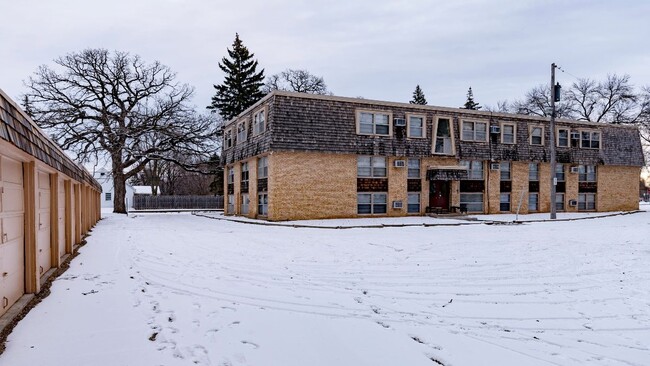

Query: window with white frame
[227,194,235,213]
[500,193,511,212]
[529,163,539,181]
[105,192,111,201]
[253,109,266,135]
[433,118,453,155]
[462,121,487,142]
[357,156,386,178]
[241,193,250,215]
[500,161,511,181]
[358,111,390,135]
[237,121,247,143]
[460,193,483,212]
[241,162,249,184]
[578,165,596,182]
[528,192,539,211]
[407,193,420,213]
[357,193,387,214]
[227,166,234,184]
[580,131,600,149]
[408,115,424,138]
[257,156,268,178]
[407,158,420,178]
[530,126,543,145]
[224,129,233,149]
[460,160,484,180]
[578,193,596,211]
[557,128,569,147]
[555,164,565,182]
[555,193,565,211]
[501,123,515,144]
[258,193,268,216]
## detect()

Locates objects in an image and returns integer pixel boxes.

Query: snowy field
[1,205,649,366]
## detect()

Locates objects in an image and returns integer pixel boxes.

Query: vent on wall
[392,200,403,209]
[568,199,578,207]
[490,162,500,170]
[394,160,406,167]
[490,126,501,134]
[394,118,406,127]
[570,166,579,174]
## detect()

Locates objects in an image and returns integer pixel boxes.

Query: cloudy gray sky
[1,0,649,112]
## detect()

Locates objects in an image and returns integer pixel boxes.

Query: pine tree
[208,34,265,120]
[462,87,481,110]
[410,85,427,105]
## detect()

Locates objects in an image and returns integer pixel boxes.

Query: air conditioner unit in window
[394,159,406,167]
[490,162,500,170]
[490,125,501,134]
[568,199,578,207]
[570,131,580,140]
[392,200,403,209]
[394,118,406,127]
[570,166,579,174]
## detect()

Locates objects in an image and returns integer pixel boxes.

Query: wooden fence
[133,195,223,210]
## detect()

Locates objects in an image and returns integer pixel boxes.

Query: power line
[555,65,582,80]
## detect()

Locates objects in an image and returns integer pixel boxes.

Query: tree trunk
[112,156,128,214]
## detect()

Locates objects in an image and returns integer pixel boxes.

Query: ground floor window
[555,193,565,211]
[258,193,268,216]
[460,193,483,212]
[357,193,387,214]
[105,192,111,201]
[500,193,510,212]
[227,194,235,213]
[528,193,539,211]
[241,193,249,215]
[407,193,420,213]
[578,193,596,211]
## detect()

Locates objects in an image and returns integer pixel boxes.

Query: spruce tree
[208,34,265,120]
[410,85,427,105]
[462,87,481,110]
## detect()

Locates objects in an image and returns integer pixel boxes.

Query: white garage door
[37,170,51,277]
[58,177,65,260]
[0,156,25,317]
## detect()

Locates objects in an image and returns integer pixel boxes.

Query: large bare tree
[25,48,219,213]
[264,69,331,94]
[565,74,639,123]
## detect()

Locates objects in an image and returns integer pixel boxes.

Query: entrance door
[429,180,450,210]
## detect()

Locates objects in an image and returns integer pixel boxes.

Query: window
[578,165,596,182]
[224,130,233,149]
[500,161,511,181]
[241,194,250,215]
[529,163,539,181]
[528,193,539,211]
[500,193,511,212]
[241,162,249,184]
[258,193,268,216]
[460,193,483,212]
[407,158,420,178]
[462,121,487,142]
[257,156,268,178]
[555,164,565,182]
[530,126,543,145]
[407,193,420,213]
[227,194,235,213]
[501,123,516,144]
[105,192,111,201]
[581,131,600,149]
[460,160,484,180]
[253,109,266,135]
[578,193,596,211]
[358,111,390,136]
[237,121,247,143]
[357,156,386,178]
[557,128,569,147]
[407,115,425,138]
[357,193,387,214]
[555,193,565,211]
[227,167,234,184]
[433,117,453,155]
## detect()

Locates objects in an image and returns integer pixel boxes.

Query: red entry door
[429,180,450,209]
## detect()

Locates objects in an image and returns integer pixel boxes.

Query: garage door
[0,156,25,317]
[58,177,65,260]
[37,170,51,277]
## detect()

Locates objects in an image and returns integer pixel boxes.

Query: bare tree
[264,69,331,94]
[566,74,639,123]
[484,100,511,113]
[510,84,575,118]
[25,49,219,213]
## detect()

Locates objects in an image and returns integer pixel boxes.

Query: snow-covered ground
[1,205,649,366]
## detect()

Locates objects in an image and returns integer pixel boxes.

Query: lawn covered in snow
[1,206,649,366]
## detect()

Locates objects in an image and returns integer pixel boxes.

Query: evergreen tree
[410,85,427,105]
[208,33,265,120]
[462,87,481,110]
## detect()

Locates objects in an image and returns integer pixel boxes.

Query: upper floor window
[237,121,247,143]
[461,160,484,180]
[407,114,425,138]
[253,109,266,135]
[555,163,565,182]
[462,121,487,142]
[241,162,249,183]
[358,111,391,136]
[257,156,268,179]
[529,163,539,181]
[581,130,600,149]
[227,166,234,184]
[433,117,454,155]
[530,126,543,146]
[357,156,387,178]
[407,158,420,178]
[557,128,569,147]
[501,123,516,144]
[224,129,233,149]
[578,165,596,182]
[500,162,511,181]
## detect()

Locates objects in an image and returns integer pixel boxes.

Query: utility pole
[549,63,558,220]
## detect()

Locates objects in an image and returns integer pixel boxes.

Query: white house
[94,168,135,209]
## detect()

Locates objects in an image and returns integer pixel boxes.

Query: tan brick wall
[388,157,408,216]
[538,163,552,212]
[565,164,579,213]
[486,162,500,214]
[512,161,529,213]
[597,165,640,211]
[247,157,258,218]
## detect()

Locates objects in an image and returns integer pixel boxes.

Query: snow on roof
[132,185,156,195]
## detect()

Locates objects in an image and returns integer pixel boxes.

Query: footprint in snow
[241,340,259,349]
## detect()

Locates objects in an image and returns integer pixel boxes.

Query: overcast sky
[1,0,649,112]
